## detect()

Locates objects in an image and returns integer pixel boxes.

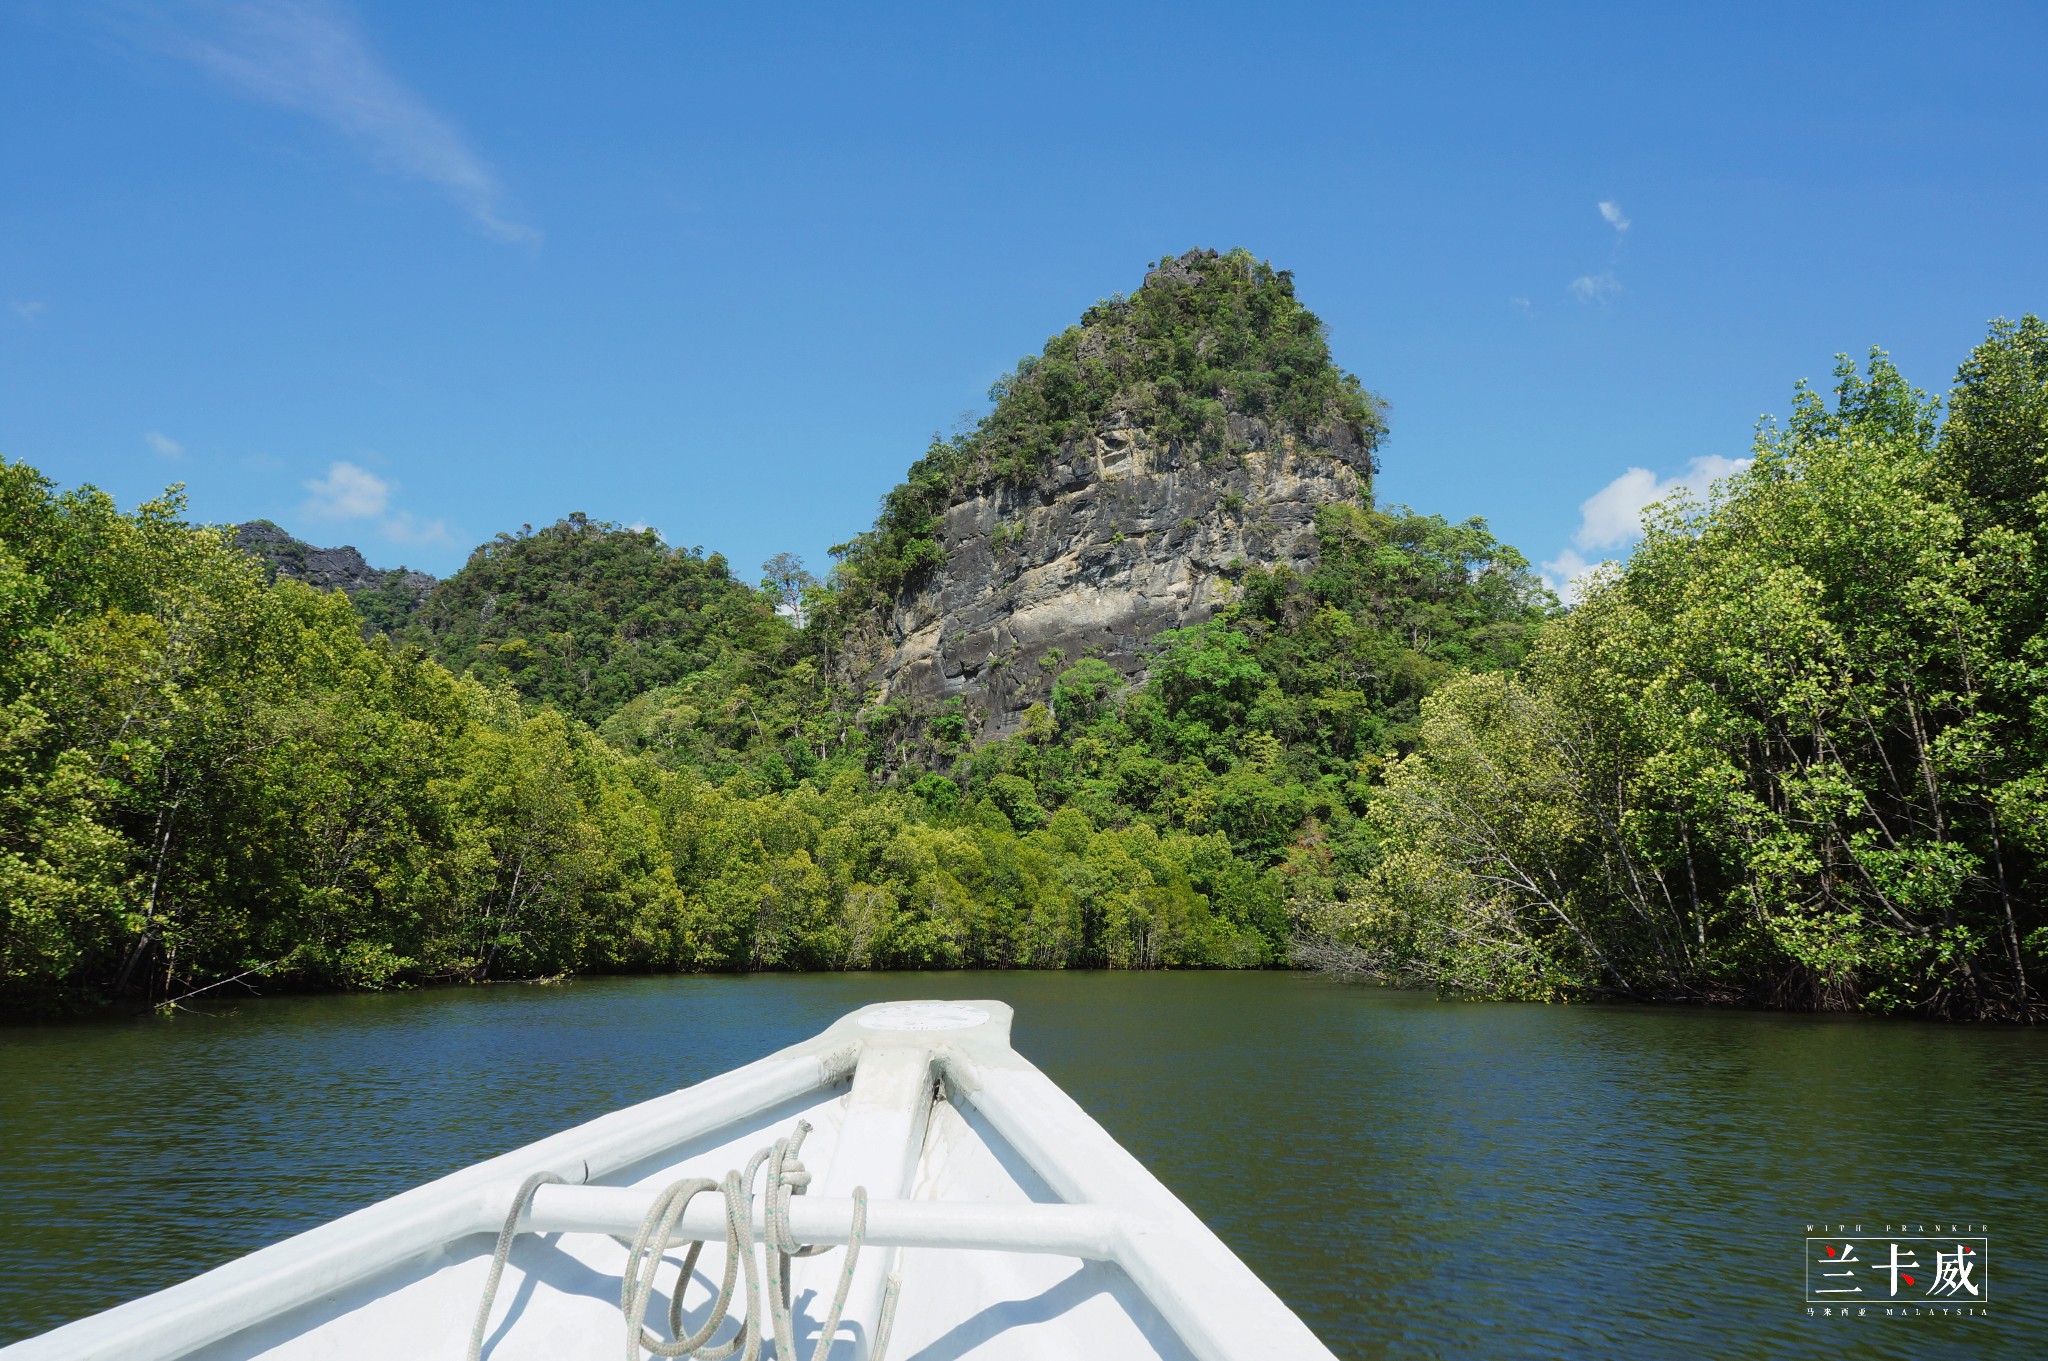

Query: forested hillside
[0,455,1535,1014]
[4,253,2042,1019]
[399,515,798,727]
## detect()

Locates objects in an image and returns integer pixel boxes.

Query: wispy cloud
[303,458,390,518]
[383,509,450,545]
[145,430,185,459]
[1542,455,1749,602]
[1561,202,1633,305]
[10,300,46,322]
[150,1,535,242]
[1568,270,1620,304]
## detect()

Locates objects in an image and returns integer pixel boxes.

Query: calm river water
[1,972,2042,1358]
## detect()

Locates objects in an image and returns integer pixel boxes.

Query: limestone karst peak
[844,250,1386,742]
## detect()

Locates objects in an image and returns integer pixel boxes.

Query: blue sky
[4,1,2046,595]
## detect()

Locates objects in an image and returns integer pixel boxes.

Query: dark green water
[1,973,2041,1358]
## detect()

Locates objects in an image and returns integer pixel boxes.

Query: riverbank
[16,947,2045,1029]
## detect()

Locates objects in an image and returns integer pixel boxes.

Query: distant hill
[404,513,797,727]
[232,515,799,730]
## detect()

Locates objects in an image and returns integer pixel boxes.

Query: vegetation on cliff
[830,248,1386,610]
[904,505,1546,872]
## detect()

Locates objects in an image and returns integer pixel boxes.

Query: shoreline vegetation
[1302,324,2048,1023]
[2,254,2044,1021]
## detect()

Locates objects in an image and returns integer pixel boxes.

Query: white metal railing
[522,1185,1123,1259]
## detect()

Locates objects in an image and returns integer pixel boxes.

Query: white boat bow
[4,999,1338,1361]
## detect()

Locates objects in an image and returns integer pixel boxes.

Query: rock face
[868,428,1369,738]
[232,520,436,618]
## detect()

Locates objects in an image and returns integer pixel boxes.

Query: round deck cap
[858,1002,990,1032]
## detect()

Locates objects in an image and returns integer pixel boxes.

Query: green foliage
[1321,328,2048,1019]
[350,571,432,636]
[928,700,970,746]
[0,465,718,1008]
[4,462,1397,1010]
[1050,658,1123,725]
[909,773,960,814]
[1152,626,1267,729]
[1937,314,2048,528]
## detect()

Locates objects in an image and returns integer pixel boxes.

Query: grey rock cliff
[866,428,1368,739]
[232,521,436,618]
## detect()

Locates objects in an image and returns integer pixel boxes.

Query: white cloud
[303,459,390,518]
[1598,199,1631,233]
[9,300,45,322]
[1572,455,1748,551]
[1569,270,1621,303]
[155,1,535,243]
[1543,456,1750,603]
[1509,296,1533,315]
[144,430,185,459]
[1538,548,1613,604]
[1574,468,1663,550]
[299,461,455,546]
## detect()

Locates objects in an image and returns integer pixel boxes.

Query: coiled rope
[469,1120,890,1361]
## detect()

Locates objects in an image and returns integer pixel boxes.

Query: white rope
[467,1171,563,1361]
[470,1121,886,1361]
